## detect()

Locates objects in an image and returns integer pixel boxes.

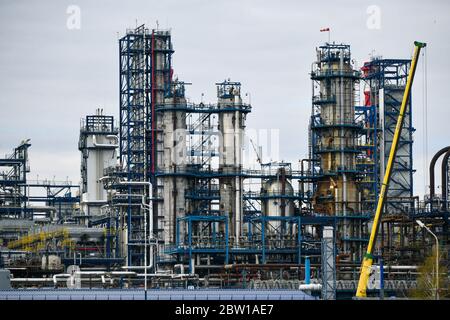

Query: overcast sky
[0,0,449,197]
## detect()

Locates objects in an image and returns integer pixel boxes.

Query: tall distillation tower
[217,81,246,246]
[160,80,188,246]
[310,43,365,261]
[118,25,173,265]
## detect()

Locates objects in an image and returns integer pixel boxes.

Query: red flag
[320,28,330,32]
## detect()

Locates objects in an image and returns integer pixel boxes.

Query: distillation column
[151,30,174,253]
[310,43,362,260]
[218,81,245,246]
[160,81,187,246]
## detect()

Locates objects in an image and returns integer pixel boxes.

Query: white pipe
[52,273,71,285]
[120,181,153,295]
[106,135,119,144]
[174,263,184,274]
[234,106,242,244]
[299,283,322,291]
[92,135,119,148]
[11,278,54,283]
[82,200,108,204]
[335,188,339,215]
[74,271,106,275]
[111,271,137,275]
[389,266,418,270]
[114,193,142,197]
[135,273,194,278]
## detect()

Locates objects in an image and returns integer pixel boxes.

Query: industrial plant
[0,24,448,300]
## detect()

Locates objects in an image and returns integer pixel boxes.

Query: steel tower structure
[0,140,31,219]
[361,58,414,215]
[119,24,173,265]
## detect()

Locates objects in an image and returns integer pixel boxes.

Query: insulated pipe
[441,149,450,210]
[52,273,71,285]
[82,200,108,204]
[299,283,322,291]
[429,146,450,200]
[92,135,119,148]
[106,135,119,144]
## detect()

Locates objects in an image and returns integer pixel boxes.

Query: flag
[320,28,330,32]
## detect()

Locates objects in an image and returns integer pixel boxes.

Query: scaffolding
[0,140,31,219]
[118,24,173,265]
[361,58,415,215]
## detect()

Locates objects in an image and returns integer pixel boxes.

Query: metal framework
[169,214,336,274]
[0,140,31,218]
[24,180,79,222]
[321,226,336,300]
[118,24,173,265]
[361,58,415,215]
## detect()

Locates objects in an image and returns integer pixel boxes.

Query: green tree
[410,247,449,299]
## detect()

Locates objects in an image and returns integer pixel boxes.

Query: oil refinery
[0,22,448,301]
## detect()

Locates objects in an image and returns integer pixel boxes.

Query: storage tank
[262,179,295,218]
[262,167,295,234]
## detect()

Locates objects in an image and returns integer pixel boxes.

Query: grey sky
[0,0,449,197]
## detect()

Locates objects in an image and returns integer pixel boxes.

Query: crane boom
[249,138,262,164]
[355,41,426,298]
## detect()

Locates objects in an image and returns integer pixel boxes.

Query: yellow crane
[355,41,426,298]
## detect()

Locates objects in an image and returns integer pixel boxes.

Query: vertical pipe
[300,160,305,197]
[429,146,450,202]
[225,217,229,264]
[235,107,242,245]
[379,256,384,300]
[142,187,147,296]
[262,217,266,264]
[188,218,192,274]
[305,256,311,284]
[148,183,154,271]
[115,216,119,258]
[151,31,156,176]
[176,218,180,246]
[440,149,450,210]
[297,217,302,265]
